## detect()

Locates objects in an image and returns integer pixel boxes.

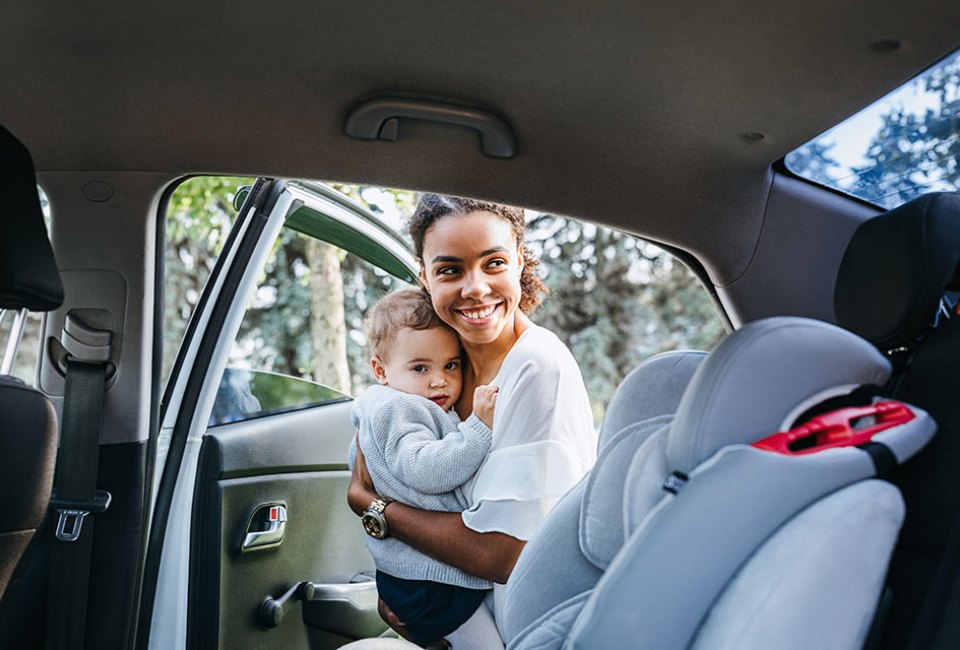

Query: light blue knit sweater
[348,385,493,589]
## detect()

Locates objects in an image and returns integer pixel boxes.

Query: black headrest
[835,192,960,350]
[0,125,63,311]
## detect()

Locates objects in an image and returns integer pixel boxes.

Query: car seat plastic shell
[504,317,935,649]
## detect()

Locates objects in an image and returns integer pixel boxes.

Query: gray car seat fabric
[506,317,934,650]
[691,479,904,650]
[501,351,706,643]
[341,318,935,649]
[596,350,707,453]
[0,124,62,601]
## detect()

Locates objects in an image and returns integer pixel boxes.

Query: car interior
[2,2,960,649]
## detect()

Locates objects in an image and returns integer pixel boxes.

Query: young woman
[348,195,596,644]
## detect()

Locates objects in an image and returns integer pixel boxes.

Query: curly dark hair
[409,194,548,314]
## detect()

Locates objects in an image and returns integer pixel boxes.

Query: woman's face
[419,210,524,346]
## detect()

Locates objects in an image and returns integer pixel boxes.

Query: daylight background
[164,180,724,422]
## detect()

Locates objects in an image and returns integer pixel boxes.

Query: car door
[142,179,419,650]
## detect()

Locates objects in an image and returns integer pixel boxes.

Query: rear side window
[785,48,960,208]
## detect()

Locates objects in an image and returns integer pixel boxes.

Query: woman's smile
[455,302,502,323]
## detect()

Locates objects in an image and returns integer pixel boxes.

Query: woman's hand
[348,434,377,515]
[349,437,525,583]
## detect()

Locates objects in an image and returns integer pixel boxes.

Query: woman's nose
[461,272,491,299]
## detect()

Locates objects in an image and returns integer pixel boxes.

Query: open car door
[141,179,419,650]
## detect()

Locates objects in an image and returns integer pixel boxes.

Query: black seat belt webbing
[47,359,109,650]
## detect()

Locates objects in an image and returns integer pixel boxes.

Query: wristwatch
[361,496,394,539]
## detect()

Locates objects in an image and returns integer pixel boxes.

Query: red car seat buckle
[752,400,915,455]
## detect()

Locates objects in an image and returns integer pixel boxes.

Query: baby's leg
[444,603,504,650]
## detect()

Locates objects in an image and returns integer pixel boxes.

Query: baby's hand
[473,385,499,430]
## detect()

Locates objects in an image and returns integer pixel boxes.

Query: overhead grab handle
[344,98,517,158]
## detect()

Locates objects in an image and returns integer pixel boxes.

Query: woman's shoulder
[503,325,577,371]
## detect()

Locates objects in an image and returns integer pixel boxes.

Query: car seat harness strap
[856,441,899,479]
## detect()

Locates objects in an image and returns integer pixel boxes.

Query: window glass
[527,215,725,421]
[163,179,724,426]
[4,186,52,383]
[163,176,252,384]
[785,49,960,209]
[213,228,408,425]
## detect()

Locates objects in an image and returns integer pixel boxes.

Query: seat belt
[46,314,114,650]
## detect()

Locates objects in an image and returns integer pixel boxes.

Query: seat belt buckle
[50,490,112,542]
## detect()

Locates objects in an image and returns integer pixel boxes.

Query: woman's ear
[518,244,525,272]
[419,265,429,291]
[370,356,389,385]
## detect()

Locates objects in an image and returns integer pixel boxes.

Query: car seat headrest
[666,317,891,472]
[596,350,707,453]
[834,192,960,350]
[0,124,63,311]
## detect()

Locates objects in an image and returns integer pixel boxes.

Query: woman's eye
[437,266,460,276]
[487,259,506,269]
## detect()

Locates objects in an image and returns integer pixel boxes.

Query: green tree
[163,179,725,422]
[852,57,960,207]
[529,216,725,420]
[164,176,252,381]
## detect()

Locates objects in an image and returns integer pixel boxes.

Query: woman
[348,194,596,644]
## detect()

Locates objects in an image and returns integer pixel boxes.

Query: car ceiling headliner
[2,1,958,284]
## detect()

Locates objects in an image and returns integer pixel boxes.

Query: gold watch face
[362,512,386,539]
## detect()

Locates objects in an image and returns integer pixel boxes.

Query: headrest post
[1,307,28,375]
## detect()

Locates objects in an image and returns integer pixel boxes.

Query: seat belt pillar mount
[47,312,116,381]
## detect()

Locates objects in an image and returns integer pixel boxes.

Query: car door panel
[190,400,387,649]
[150,179,417,650]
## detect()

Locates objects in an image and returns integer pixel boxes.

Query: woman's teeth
[460,305,497,320]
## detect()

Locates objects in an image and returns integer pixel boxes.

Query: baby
[349,288,498,648]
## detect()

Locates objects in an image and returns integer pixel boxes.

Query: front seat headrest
[0,125,63,311]
[666,317,891,472]
[835,192,960,350]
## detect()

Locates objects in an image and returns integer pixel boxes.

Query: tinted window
[786,49,960,208]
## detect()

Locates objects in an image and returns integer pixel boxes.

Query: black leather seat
[0,124,63,599]
[834,191,960,649]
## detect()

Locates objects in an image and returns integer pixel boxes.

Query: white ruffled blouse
[461,326,597,541]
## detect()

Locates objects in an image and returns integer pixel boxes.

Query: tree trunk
[306,239,351,393]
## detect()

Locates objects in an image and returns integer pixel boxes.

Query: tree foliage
[162,178,726,421]
[788,52,960,208]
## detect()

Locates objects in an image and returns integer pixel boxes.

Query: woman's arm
[348,441,524,584]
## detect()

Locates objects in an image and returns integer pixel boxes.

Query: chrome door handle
[241,503,287,553]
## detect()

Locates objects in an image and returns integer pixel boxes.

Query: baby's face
[374,326,463,410]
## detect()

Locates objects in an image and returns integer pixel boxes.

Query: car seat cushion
[579,415,672,569]
[507,590,592,650]
[500,478,602,645]
[0,377,57,531]
[691,479,905,650]
[835,192,960,350]
[572,445,885,650]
